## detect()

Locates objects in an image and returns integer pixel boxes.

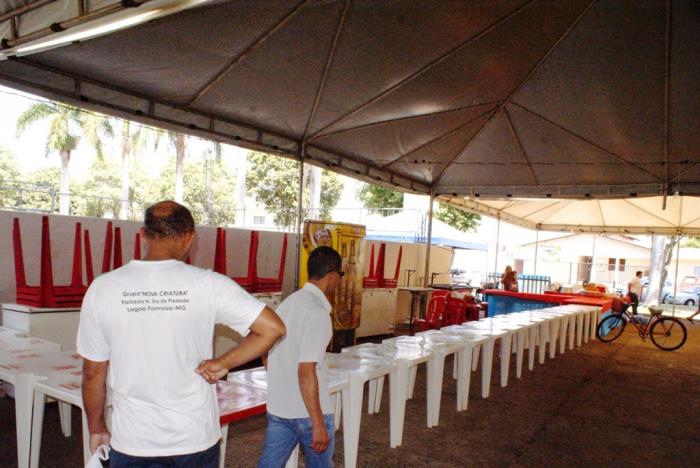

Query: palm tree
[118,120,163,219]
[174,133,186,203]
[16,102,112,215]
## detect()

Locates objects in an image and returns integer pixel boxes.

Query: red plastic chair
[363,244,380,288]
[414,295,447,331]
[214,228,257,292]
[255,233,288,293]
[444,297,467,326]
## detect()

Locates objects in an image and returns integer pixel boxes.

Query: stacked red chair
[414,295,447,332]
[84,221,124,284]
[214,228,257,292]
[382,245,402,288]
[12,216,87,308]
[133,232,142,260]
[84,229,95,285]
[255,233,287,293]
[363,243,403,289]
[113,227,123,269]
[362,244,379,288]
[100,221,113,274]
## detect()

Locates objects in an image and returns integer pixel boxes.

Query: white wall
[1,210,452,339]
[0,210,294,308]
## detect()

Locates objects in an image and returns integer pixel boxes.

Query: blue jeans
[110,442,219,467]
[258,413,335,468]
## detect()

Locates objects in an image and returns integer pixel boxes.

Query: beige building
[512,233,700,290]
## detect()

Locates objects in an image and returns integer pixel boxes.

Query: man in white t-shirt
[77,201,285,467]
[628,270,643,314]
[259,246,342,468]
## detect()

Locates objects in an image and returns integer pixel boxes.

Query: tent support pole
[533,229,539,275]
[423,191,435,287]
[672,235,681,317]
[589,234,597,283]
[293,148,305,291]
[494,215,501,275]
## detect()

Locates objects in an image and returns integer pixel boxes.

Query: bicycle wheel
[649,317,687,351]
[596,314,627,342]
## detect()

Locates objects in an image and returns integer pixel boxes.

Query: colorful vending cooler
[300,220,366,350]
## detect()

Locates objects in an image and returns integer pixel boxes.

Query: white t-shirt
[629,276,642,295]
[266,283,333,419]
[76,260,265,457]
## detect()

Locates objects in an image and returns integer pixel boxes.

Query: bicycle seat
[648,306,663,316]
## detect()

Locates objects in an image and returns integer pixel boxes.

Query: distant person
[501,265,518,292]
[259,246,343,468]
[78,200,285,467]
[628,270,643,315]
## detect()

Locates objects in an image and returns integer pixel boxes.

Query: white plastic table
[29,353,88,468]
[487,315,540,378]
[227,366,349,468]
[217,380,267,468]
[527,308,571,358]
[501,311,553,367]
[341,343,427,449]
[31,372,270,468]
[0,337,62,468]
[226,365,348,431]
[455,321,518,389]
[328,351,397,468]
[440,324,503,399]
[555,304,600,344]
[409,331,476,425]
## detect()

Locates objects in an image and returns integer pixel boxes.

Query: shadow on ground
[2,322,699,467]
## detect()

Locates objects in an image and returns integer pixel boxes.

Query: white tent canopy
[441,195,700,235]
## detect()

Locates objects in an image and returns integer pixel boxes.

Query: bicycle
[596,304,688,351]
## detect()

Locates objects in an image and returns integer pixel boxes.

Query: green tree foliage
[75,157,122,218]
[17,167,61,212]
[434,203,480,232]
[155,154,237,225]
[246,152,343,227]
[682,237,700,248]
[0,146,20,207]
[357,184,403,215]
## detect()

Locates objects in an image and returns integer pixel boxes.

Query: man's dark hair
[143,201,195,239]
[308,246,342,280]
[636,271,643,276]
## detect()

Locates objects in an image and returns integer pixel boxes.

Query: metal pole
[672,235,681,316]
[423,191,435,287]
[533,229,539,275]
[494,216,501,275]
[589,234,597,283]
[293,148,305,292]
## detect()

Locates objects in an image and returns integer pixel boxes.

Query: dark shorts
[110,442,219,468]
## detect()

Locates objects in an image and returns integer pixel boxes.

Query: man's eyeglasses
[335,270,345,278]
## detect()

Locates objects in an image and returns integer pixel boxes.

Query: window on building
[253,216,265,225]
[618,258,626,272]
[608,258,616,271]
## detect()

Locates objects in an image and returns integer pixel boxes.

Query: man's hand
[311,423,330,453]
[196,358,229,383]
[89,430,111,454]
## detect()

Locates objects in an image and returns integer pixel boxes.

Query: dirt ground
[2,320,699,467]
